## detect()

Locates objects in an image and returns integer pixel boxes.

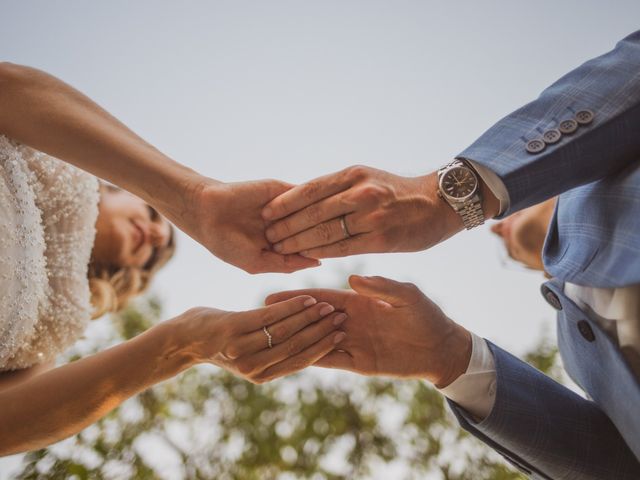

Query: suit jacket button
[540,285,562,310]
[575,109,594,125]
[578,320,596,342]
[542,129,562,144]
[526,139,546,154]
[559,119,578,134]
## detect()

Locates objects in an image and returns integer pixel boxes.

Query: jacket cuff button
[559,119,578,134]
[543,129,562,144]
[575,109,594,125]
[526,139,546,154]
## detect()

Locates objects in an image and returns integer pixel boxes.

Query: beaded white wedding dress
[0,135,99,371]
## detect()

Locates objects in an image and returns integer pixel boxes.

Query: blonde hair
[88,185,176,319]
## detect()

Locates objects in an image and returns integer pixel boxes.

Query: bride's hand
[175,177,321,274]
[173,295,347,384]
[0,64,316,274]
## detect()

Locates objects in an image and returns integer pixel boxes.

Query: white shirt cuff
[438,332,497,421]
[464,159,510,216]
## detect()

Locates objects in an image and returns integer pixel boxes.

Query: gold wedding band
[263,326,273,349]
[340,215,351,239]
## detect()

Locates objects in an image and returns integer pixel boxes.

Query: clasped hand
[170,167,472,386]
[173,295,347,384]
[173,166,463,275]
[262,166,463,260]
[266,275,472,388]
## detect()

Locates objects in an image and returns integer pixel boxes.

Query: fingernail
[273,243,283,253]
[263,207,273,219]
[333,313,347,326]
[300,250,310,257]
[319,304,335,316]
[333,332,347,344]
[304,297,317,307]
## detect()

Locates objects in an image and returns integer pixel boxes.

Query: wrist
[159,172,227,241]
[141,313,204,377]
[164,307,223,368]
[431,323,472,389]
[161,169,220,220]
[422,172,465,241]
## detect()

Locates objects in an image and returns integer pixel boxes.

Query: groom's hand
[260,166,465,259]
[179,177,320,274]
[265,275,472,387]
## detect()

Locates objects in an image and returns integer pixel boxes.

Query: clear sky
[1,1,639,475]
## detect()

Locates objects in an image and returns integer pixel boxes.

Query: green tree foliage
[12,298,561,480]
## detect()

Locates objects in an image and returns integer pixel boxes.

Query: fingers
[265,288,353,310]
[240,295,318,333]
[262,171,352,222]
[232,302,340,356]
[236,312,347,379]
[271,214,368,255]
[258,179,294,200]
[257,251,320,274]
[313,350,355,371]
[252,326,348,383]
[348,275,422,307]
[265,191,357,245]
[296,233,379,259]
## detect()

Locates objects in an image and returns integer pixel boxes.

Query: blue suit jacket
[449,31,640,479]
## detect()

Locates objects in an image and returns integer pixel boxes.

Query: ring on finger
[340,215,351,239]
[263,326,273,349]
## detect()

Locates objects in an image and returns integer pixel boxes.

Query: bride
[0,63,346,455]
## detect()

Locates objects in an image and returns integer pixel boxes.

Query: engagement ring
[263,326,273,348]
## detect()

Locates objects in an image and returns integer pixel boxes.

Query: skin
[0,63,346,454]
[490,198,556,272]
[262,199,556,392]
[0,62,318,274]
[0,62,532,451]
[258,165,498,385]
[261,165,499,259]
[0,297,347,455]
[266,275,472,388]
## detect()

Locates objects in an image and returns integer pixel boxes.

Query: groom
[264,30,640,478]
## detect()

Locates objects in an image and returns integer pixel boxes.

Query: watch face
[440,166,478,201]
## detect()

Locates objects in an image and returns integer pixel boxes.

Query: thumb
[260,179,294,202]
[348,275,422,307]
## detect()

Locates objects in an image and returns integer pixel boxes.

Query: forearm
[449,342,640,479]
[0,62,207,220]
[458,31,640,215]
[438,333,496,420]
[0,318,195,455]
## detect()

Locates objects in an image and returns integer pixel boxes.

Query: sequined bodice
[0,135,99,370]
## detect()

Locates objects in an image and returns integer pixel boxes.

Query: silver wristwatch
[437,160,485,230]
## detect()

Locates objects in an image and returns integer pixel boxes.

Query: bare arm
[0,62,197,218]
[0,361,54,391]
[0,297,346,455]
[0,319,191,455]
[0,62,316,273]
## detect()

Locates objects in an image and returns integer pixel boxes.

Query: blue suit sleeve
[448,341,640,479]
[458,30,640,216]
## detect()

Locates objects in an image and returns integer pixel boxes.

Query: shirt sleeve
[438,332,497,421]
[465,159,510,216]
